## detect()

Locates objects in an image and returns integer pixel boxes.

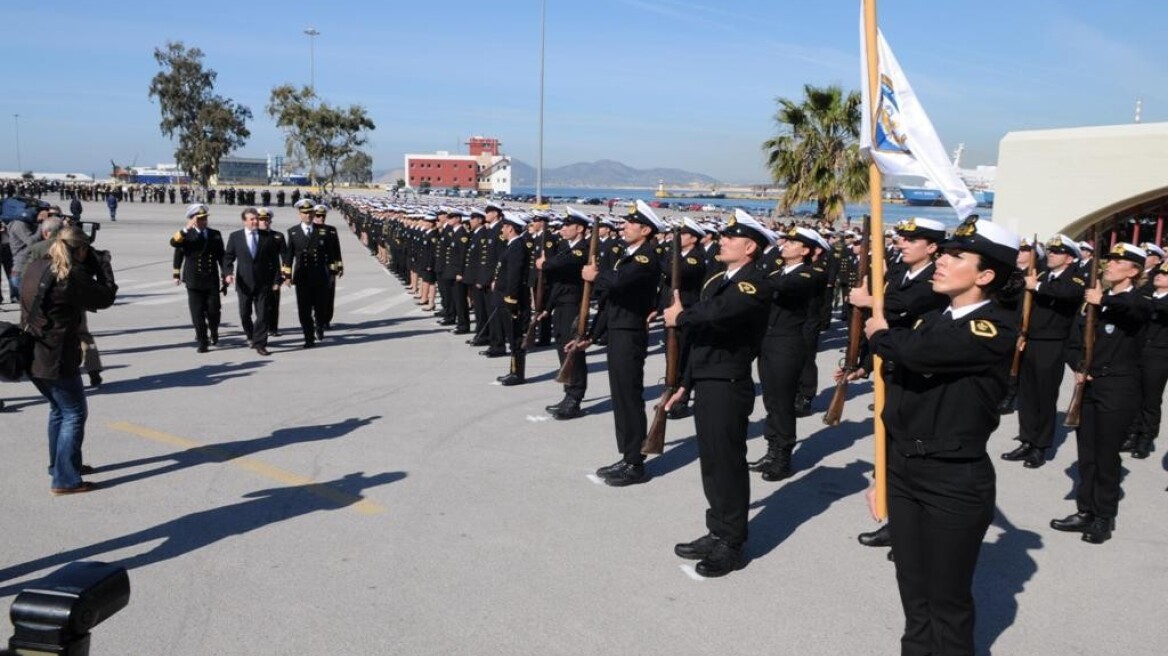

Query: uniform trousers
[1017,339,1068,448]
[295,276,329,341]
[758,335,805,451]
[1075,375,1140,519]
[471,285,489,337]
[438,276,455,321]
[267,287,281,333]
[606,328,648,465]
[797,322,823,399]
[552,302,587,400]
[487,291,506,350]
[1134,346,1168,438]
[694,378,754,546]
[236,284,271,346]
[186,287,221,346]
[888,446,994,656]
[321,275,337,328]
[452,280,471,331]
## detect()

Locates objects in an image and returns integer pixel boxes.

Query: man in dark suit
[284,199,331,348]
[170,203,225,353]
[494,212,531,385]
[223,207,282,356]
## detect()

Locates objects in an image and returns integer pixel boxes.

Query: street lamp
[13,113,22,171]
[536,0,546,206]
[304,28,320,91]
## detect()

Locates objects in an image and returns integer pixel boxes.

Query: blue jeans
[9,274,20,301]
[31,375,88,489]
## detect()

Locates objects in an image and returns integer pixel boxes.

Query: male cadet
[257,207,288,336]
[478,203,507,357]
[537,207,591,419]
[464,208,488,340]
[1002,234,1085,468]
[659,217,708,419]
[446,209,473,334]
[580,200,664,486]
[1140,242,1165,291]
[310,204,345,329]
[285,199,330,347]
[223,207,282,356]
[170,203,225,353]
[437,208,463,327]
[662,211,771,578]
[494,212,532,385]
[1076,240,1095,277]
[794,231,832,418]
[526,211,558,346]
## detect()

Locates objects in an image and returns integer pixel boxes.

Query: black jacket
[679,262,769,387]
[591,240,660,333]
[171,227,225,291]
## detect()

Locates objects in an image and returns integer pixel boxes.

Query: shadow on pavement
[90,360,269,395]
[95,416,382,488]
[973,509,1042,655]
[0,471,406,596]
[794,418,873,471]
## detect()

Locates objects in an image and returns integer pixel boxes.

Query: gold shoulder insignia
[572,249,583,257]
[1073,277,1085,285]
[913,318,924,329]
[970,319,998,338]
[655,247,663,254]
[702,271,726,290]
[737,281,757,295]
[612,246,621,254]
[545,241,553,249]
[525,241,534,248]
[460,236,468,243]
[799,272,811,278]
[686,257,698,265]
[635,255,650,264]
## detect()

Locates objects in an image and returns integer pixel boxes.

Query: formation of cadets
[170,198,343,354]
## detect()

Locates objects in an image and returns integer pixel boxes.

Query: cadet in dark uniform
[464,209,488,340]
[537,207,591,419]
[257,207,288,336]
[526,212,558,346]
[580,200,663,487]
[479,204,507,356]
[1002,234,1085,468]
[1128,261,1168,458]
[660,217,708,419]
[866,216,1020,656]
[494,212,531,386]
[437,208,463,327]
[663,211,771,578]
[794,231,831,417]
[447,210,473,334]
[1052,242,1152,544]
[170,203,225,353]
[285,199,330,347]
[311,204,344,329]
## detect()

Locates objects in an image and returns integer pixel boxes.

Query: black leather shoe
[695,540,742,578]
[197,343,209,353]
[1023,448,1047,469]
[603,463,646,487]
[674,533,719,560]
[88,372,103,388]
[553,403,584,420]
[303,340,315,349]
[210,332,219,345]
[480,349,507,358]
[499,373,525,386]
[748,445,778,472]
[315,327,325,341]
[545,397,569,413]
[469,338,489,347]
[595,460,626,478]
[997,391,1016,415]
[666,404,692,420]
[1001,442,1033,461]
[1081,516,1114,544]
[793,394,812,418]
[759,451,793,482]
[887,549,895,562]
[858,524,892,547]
[438,319,455,326]
[1131,436,1153,459]
[1051,511,1095,532]
[452,328,471,335]
[1120,433,1139,453]
[255,345,271,356]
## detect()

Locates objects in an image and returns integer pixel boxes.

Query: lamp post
[535,0,545,206]
[304,28,320,91]
[13,113,22,171]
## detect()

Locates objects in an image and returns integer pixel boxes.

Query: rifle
[823,215,871,426]
[1002,233,1039,413]
[522,264,546,350]
[556,219,601,384]
[643,229,682,455]
[1064,225,1100,428]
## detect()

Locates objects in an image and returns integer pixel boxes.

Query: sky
[3,0,1167,184]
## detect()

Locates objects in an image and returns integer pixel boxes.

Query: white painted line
[490,381,502,386]
[333,288,382,306]
[122,280,177,291]
[586,474,605,485]
[680,564,705,581]
[525,415,551,422]
[353,293,414,315]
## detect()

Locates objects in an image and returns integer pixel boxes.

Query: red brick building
[404,136,512,193]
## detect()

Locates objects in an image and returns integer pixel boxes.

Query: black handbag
[0,268,54,381]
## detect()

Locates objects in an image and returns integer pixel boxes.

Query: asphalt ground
[1,198,1165,655]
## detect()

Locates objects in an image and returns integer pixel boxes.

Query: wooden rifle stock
[1006,234,1040,393]
[1065,226,1100,427]
[643,230,683,455]
[823,215,871,426]
[556,220,601,384]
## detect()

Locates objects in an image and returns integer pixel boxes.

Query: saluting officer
[662,211,771,578]
[170,203,225,353]
[580,200,663,487]
[537,207,591,419]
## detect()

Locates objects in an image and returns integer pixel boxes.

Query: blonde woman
[20,227,117,495]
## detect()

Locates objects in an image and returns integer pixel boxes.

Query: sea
[512,186,989,230]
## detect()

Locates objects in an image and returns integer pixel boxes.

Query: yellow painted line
[107,420,386,515]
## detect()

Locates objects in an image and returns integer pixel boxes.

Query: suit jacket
[223,229,282,292]
[171,227,225,291]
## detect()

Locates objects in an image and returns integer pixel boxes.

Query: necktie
[248,231,257,257]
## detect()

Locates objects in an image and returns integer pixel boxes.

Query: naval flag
[859,9,977,219]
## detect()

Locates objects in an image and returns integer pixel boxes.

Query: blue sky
[3,1,1166,183]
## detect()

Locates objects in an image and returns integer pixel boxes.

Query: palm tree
[762,84,868,220]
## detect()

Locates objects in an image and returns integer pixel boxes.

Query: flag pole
[863,0,889,521]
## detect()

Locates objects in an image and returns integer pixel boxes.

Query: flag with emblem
[858,2,976,219]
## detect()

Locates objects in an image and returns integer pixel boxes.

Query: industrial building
[404,136,512,194]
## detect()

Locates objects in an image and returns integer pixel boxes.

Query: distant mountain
[373,169,404,185]
[511,159,718,188]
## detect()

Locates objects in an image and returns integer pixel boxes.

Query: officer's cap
[679,217,706,238]
[1045,234,1081,258]
[785,226,826,251]
[624,200,665,234]
[1156,260,1168,276]
[469,207,486,219]
[940,216,1021,267]
[1140,242,1165,258]
[1105,242,1147,267]
[564,206,593,227]
[1078,240,1094,253]
[485,202,504,214]
[256,207,273,219]
[186,203,209,219]
[294,199,314,211]
[720,209,773,248]
[502,211,529,230]
[895,217,946,242]
[419,213,437,222]
[312,204,329,216]
[446,207,465,218]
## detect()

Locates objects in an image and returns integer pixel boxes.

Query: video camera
[7,562,130,656]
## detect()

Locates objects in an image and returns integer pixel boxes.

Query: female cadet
[1126,260,1168,459]
[864,216,1020,656]
[1051,242,1152,544]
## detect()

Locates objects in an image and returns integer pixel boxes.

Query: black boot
[1051,511,1095,532]
[500,350,526,386]
[545,395,570,413]
[1001,442,1033,461]
[794,394,812,418]
[748,442,779,472]
[1131,435,1154,459]
[760,447,793,482]
[1081,516,1115,544]
[1119,432,1139,453]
